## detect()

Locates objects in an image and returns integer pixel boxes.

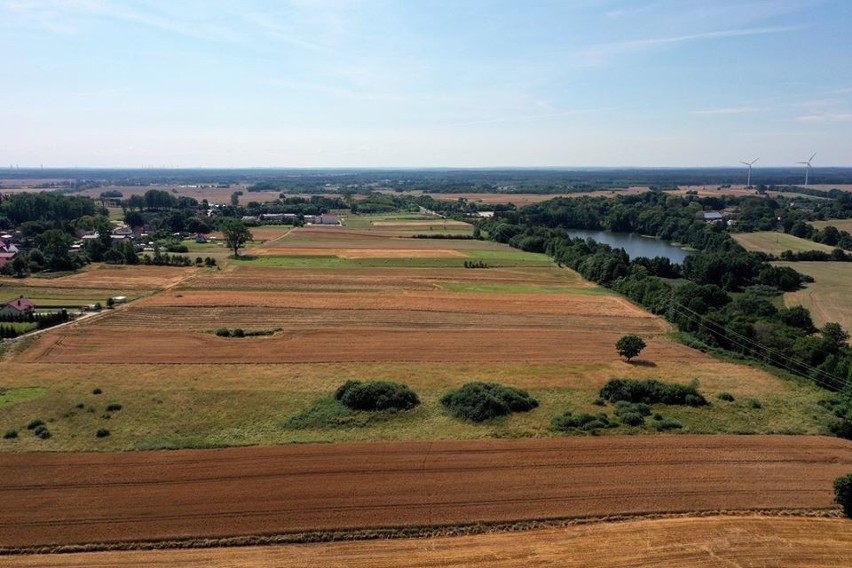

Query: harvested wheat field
[0,265,194,290]
[177,265,589,292]
[141,289,646,317]
[9,516,851,567]
[0,436,849,550]
[18,327,679,364]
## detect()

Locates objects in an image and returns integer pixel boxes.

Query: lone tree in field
[221,218,253,257]
[834,473,852,518]
[616,334,646,362]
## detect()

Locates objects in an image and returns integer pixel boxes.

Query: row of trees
[481,193,852,403]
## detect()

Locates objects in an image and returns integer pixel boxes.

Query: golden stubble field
[7,516,851,568]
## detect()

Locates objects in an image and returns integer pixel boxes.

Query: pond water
[565,229,691,264]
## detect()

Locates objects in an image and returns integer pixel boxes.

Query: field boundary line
[0,509,840,556]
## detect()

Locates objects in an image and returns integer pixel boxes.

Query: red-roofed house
[0,252,15,269]
[1,297,35,318]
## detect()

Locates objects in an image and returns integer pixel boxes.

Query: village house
[0,252,15,269]
[0,297,36,318]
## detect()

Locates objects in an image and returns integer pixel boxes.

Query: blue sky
[2,0,851,167]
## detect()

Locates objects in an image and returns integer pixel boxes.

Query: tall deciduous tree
[221,218,252,257]
[616,334,647,362]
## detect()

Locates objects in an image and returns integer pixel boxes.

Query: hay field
[811,218,852,231]
[733,232,836,254]
[775,261,852,330]
[10,516,851,567]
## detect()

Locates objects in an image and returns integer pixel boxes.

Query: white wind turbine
[797,153,816,186]
[740,157,759,187]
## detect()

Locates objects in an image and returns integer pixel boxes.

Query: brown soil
[178,266,587,292]
[0,436,849,549]
[7,517,852,567]
[17,327,677,364]
[141,290,649,317]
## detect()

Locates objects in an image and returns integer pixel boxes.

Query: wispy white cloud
[2,0,240,42]
[242,12,326,52]
[797,113,852,122]
[574,26,797,67]
[693,106,771,115]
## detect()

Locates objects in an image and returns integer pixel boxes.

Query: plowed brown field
[0,436,849,549]
[8,517,852,567]
[18,328,680,364]
[176,266,588,291]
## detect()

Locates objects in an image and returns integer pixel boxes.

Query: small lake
[565,229,691,264]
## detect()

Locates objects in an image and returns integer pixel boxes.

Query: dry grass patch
[734,232,835,255]
[3,264,195,290]
[11,517,851,567]
[774,261,852,330]
[811,218,852,231]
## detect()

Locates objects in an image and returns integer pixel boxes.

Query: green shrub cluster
[28,420,51,439]
[819,397,852,439]
[718,392,735,401]
[463,260,489,269]
[96,428,111,438]
[551,411,614,432]
[440,382,538,422]
[215,327,280,338]
[335,380,420,412]
[600,378,708,406]
[614,401,652,426]
[835,473,852,518]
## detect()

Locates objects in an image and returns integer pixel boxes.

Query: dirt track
[0,436,849,549]
[8,517,852,567]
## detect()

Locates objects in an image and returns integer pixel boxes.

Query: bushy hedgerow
[654,418,683,431]
[614,401,652,426]
[440,382,538,422]
[334,380,420,412]
[600,378,708,406]
[551,411,615,432]
[835,473,852,518]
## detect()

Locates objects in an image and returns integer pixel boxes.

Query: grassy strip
[439,283,613,295]
[0,387,46,408]
[0,509,839,556]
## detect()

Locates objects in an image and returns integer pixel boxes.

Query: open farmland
[733,232,836,255]
[774,261,852,330]
[0,436,849,551]
[0,265,195,307]
[10,516,851,567]
[0,218,841,450]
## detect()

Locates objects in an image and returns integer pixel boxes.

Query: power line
[665,298,846,391]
